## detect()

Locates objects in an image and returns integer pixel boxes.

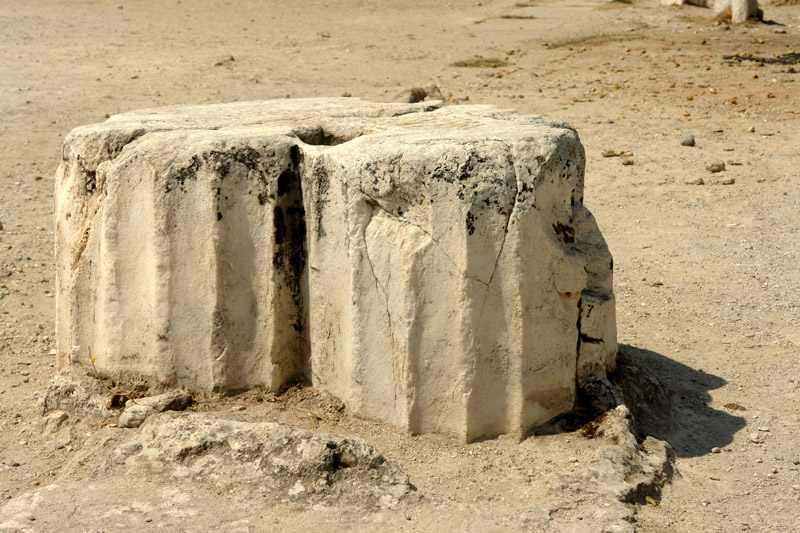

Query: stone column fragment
[56,119,308,392]
[55,98,616,440]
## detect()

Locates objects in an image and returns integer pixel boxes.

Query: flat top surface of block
[66,97,578,159]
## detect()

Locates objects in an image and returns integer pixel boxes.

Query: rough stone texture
[99,412,412,506]
[714,0,759,22]
[55,98,616,440]
[131,388,193,412]
[117,389,193,428]
[35,411,68,435]
[552,406,676,504]
[37,365,119,418]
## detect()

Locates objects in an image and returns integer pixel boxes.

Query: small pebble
[680,135,696,147]
[213,54,235,67]
[711,447,721,454]
[708,162,725,173]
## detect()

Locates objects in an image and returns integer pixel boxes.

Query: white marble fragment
[55,98,616,440]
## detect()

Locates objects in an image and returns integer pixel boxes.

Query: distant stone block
[55,98,616,440]
[661,0,712,8]
[714,0,759,22]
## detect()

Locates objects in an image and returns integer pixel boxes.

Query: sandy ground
[1,0,799,531]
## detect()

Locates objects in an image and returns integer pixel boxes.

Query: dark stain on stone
[277,168,292,197]
[310,164,329,239]
[274,206,285,245]
[465,210,476,235]
[553,222,575,243]
[579,411,608,439]
[166,146,269,193]
[579,333,604,344]
[166,154,202,192]
[273,146,307,334]
[84,169,97,193]
[204,146,264,179]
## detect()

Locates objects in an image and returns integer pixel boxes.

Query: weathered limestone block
[714,0,759,22]
[55,98,616,440]
[663,0,760,21]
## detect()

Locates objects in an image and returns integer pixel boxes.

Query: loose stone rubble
[55,98,616,440]
[117,389,193,428]
[8,349,676,533]
[114,412,415,506]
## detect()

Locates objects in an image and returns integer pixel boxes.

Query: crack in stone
[68,133,151,272]
[475,141,520,324]
[360,203,398,402]
[69,206,99,273]
[388,102,443,117]
[359,189,490,288]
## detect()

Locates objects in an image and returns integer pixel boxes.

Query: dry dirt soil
[1,0,799,531]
